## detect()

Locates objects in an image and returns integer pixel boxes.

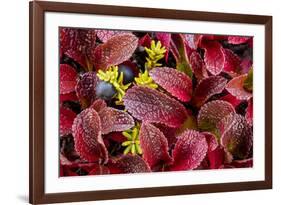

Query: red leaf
[75,72,98,108]
[96,30,131,42]
[93,33,138,70]
[89,99,107,112]
[98,107,135,134]
[222,48,241,73]
[139,123,173,170]
[72,108,108,163]
[246,99,253,125]
[60,64,77,94]
[228,36,250,44]
[88,164,110,175]
[189,51,208,81]
[202,41,225,75]
[202,132,219,152]
[207,146,225,169]
[197,100,235,131]
[154,124,177,147]
[220,94,241,108]
[156,32,171,62]
[109,155,151,174]
[169,130,208,171]
[123,86,188,128]
[225,74,252,100]
[60,107,77,136]
[60,92,78,102]
[149,67,193,102]
[240,57,253,74]
[192,76,228,107]
[139,34,152,48]
[218,113,253,159]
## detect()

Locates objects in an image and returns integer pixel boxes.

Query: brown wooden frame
[29,1,272,204]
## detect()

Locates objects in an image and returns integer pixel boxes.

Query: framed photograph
[29,1,272,204]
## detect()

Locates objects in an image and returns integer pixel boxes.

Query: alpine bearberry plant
[59,28,253,177]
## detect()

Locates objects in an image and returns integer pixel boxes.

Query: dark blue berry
[95,81,116,101]
[118,64,135,84]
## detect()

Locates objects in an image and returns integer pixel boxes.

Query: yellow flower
[122,123,142,155]
[134,69,158,89]
[144,40,166,69]
[97,66,131,104]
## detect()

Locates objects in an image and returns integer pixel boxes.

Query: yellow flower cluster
[144,40,166,69]
[134,69,158,89]
[97,66,131,104]
[122,123,142,155]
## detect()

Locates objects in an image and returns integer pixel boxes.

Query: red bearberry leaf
[228,36,250,44]
[192,76,228,107]
[109,155,151,174]
[149,67,192,102]
[218,113,253,159]
[201,41,225,75]
[60,107,77,136]
[96,30,131,43]
[98,107,135,134]
[75,72,98,108]
[60,64,77,94]
[222,48,241,73]
[123,86,188,128]
[225,74,252,100]
[156,32,171,62]
[220,94,242,108]
[89,99,107,112]
[93,33,138,70]
[72,108,108,163]
[246,99,253,125]
[189,51,208,81]
[169,130,208,171]
[197,100,235,131]
[139,123,173,170]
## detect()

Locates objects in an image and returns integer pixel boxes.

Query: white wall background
[0,0,279,204]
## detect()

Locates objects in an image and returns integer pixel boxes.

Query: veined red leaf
[197,100,235,131]
[228,36,250,44]
[218,113,253,159]
[90,99,107,112]
[60,107,77,136]
[222,48,241,73]
[230,158,253,168]
[139,123,173,170]
[123,86,188,128]
[98,107,135,134]
[109,155,151,174]
[96,30,131,42]
[88,164,110,175]
[169,130,208,171]
[225,74,252,100]
[202,132,219,152]
[201,41,225,75]
[93,33,138,70]
[207,146,225,169]
[60,64,77,94]
[192,76,228,107]
[149,67,192,102]
[75,72,98,108]
[189,51,208,81]
[156,32,171,62]
[72,108,108,163]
